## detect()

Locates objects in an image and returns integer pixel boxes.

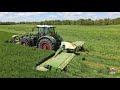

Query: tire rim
[41,42,51,50]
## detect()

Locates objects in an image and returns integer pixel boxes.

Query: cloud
[86,12,96,17]
[57,12,63,16]
[49,15,56,18]
[107,12,120,18]
[83,12,98,20]
[0,12,9,17]
[0,12,48,22]
[0,12,13,22]
[107,12,120,16]
[16,12,47,17]
[62,12,83,20]
[1,12,120,22]
[43,15,59,21]
[63,12,82,16]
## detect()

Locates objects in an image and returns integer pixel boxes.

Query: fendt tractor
[7,25,63,50]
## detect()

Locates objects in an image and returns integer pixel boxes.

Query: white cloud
[44,15,59,20]
[107,12,120,18]
[63,12,82,16]
[83,12,98,20]
[86,12,96,17]
[62,12,83,20]
[0,12,48,22]
[57,12,63,16]
[0,12,10,17]
[0,12,12,22]
[16,12,47,17]
[49,15,57,18]
[107,12,120,16]
[1,12,120,22]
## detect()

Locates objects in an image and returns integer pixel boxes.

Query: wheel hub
[41,42,50,50]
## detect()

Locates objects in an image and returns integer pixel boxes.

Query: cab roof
[37,25,55,28]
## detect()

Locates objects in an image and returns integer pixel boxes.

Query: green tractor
[8,25,63,50]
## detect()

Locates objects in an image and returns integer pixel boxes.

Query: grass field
[0,24,120,78]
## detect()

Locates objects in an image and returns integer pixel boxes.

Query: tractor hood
[54,33,63,42]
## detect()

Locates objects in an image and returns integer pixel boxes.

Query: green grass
[0,24,120,78]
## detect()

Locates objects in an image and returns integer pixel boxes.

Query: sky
[0,12,120,22]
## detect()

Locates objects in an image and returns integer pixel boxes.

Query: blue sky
[0,12,120,22]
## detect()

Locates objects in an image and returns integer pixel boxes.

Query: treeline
[0,22,16,25]
[1,17,120,25]
[38,18,120,25]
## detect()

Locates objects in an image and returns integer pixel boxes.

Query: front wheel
[20,39,30,46]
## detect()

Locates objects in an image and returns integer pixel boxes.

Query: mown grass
[0,24,120,78]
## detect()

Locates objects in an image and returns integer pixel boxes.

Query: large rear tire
[38,38,55,50]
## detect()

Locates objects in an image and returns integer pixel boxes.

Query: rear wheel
[38,38,55,50]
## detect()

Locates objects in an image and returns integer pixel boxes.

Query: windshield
[43,27,55,35]
[49,27,55,33]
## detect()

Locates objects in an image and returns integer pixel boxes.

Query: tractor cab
[29,25,62,50]
[32,25,56,37]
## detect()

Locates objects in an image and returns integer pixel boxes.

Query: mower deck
[36,52,75,71]
[36,41,85,72]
